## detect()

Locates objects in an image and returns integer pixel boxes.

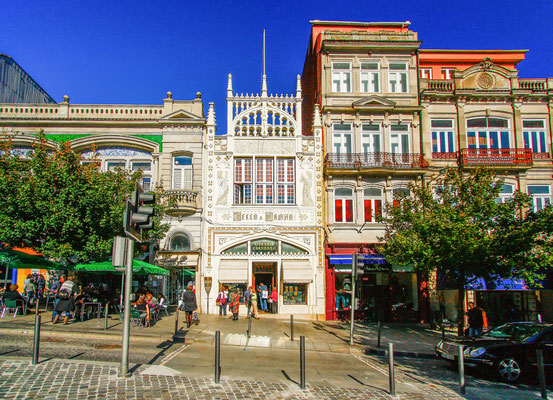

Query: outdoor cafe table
[80,301,102,322]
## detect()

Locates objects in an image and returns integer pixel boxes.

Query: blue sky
[2,1,552,133]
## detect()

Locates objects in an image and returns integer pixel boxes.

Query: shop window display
[283,283,307,305]
[223,282,247,304]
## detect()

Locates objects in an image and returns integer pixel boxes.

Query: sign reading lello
[251,239,278,254]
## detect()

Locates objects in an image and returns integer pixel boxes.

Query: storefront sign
[251,239,278,254]
[204,277,212,293]
[233,211,295,222]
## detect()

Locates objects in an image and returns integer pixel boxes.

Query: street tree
[0,132,171,263]
[379,167,547,335]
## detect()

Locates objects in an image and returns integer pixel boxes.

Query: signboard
[251,239,278,254]
[204,277,212,294]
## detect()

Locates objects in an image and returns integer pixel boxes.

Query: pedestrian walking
[244,286,252,317]
[230,288,240,321]
[258,282,268,312]
[182,284,197,328]
[217,286,228,316]
[23,274,36,306]
[36,274,46,298]
[53,276,76,325]
[249,289,259,319]
[467,301,486,336]
[270,287,278,314]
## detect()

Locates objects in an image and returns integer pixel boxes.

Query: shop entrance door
[252,262,276,313]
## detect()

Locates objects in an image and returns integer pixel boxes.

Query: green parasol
[73,259,169,276]
[0,248,64,270]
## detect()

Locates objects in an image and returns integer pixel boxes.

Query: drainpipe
[415,49,425,187]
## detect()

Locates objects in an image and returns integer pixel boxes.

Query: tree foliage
[0,132,170,263]
[379,167,551,330]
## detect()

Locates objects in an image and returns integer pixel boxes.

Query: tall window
[523,120,548,155]
[332,62,351,93]
[132,161,153,191]
[467,118,511,150]
[277,159,295,204]
[256,158,273,204]
[364,188,382,222]
[431,120,455,156]
[393,187,410,207]
[234,158,252,204]
[442,68,455,79]
[389,63,408,93]
[170,233,191,251]
[173,156,193,190]
[361,124,381,153]
[107,160,125,172]
[528,185,551,212]
[360,62,380,93]
[334,188,353,222]
[332,124,352,154]
[390,124,410,154]
[496,184,514,204]
[420,68,432,79]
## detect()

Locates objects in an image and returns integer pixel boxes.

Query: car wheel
[497,358,522,382]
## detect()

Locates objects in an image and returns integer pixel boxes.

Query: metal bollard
[388,342,395,396]
[247,313,252,338]
[215,330,221,383]
[290,315,294,341]
[32,314,41,365]
[35,300,39,315]
[299,335,306,389]
[377,321,382,348]
[174,308,179,335]
[537,350,548,399]
[458,345,465,395]
[104,303,109,330]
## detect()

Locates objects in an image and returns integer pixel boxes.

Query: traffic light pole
[119,238,134,377]
[349,253,357,346]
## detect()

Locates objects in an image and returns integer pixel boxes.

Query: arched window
[467,117,511,150]
[170,233,191,251]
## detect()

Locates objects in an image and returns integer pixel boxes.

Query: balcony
[458,148,533,169]
[164,189,200,216]
[325,152,428,175]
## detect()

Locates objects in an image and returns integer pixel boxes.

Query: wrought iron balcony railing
[325,152,429,170]
[458,148,533,167]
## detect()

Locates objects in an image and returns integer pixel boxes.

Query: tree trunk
[457,274,465,337]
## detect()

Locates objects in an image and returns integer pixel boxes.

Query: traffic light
[356,254,366,277]
[123,183,155,243]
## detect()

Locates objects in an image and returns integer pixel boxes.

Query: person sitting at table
[134,294,150,326]
[146,293,158,321]
[2,284,24,302]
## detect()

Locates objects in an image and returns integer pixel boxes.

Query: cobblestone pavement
[357,354,551,400]
[0,359,464,400]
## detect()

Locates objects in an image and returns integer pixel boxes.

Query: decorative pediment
[161,109,203,121]
[457,58,517,91]
[352,96,396,110]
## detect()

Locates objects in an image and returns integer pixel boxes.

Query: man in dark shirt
[467,301,484,336]
[2,284,24,302]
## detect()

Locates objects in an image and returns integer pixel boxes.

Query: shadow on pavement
[280,369,298,385]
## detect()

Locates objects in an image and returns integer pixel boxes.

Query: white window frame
[388,63,408,93]
[106,160,127,172]
[442,68,455,79]
[496,184,514,204]
[363,188,383,223]
[255,158,274,204]
[420,68,432,79]
[360,62,380,93]
[528,185,551,212]
[331,62,352,93]
[467,118,511,150]
[172,156,193,190]
[332,124,353,154]
[431,120,455,154]
[523,119,548,154]
[390,124,410,154]
[234,158,253,204]
[276,158,295,205]
[334,188,354,223]
[361,124,382,154]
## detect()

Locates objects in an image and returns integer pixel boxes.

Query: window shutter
[173,167,183,189]
[183,168,193,190]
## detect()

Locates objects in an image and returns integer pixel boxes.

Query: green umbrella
[0,248,63,270]
[73,259,169,276]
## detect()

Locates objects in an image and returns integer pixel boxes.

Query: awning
[218,259,248,283]
[0,248,64,270]
[73,260,169,276]
[359,255,387,265]
[328,255,353,265]
[282,260,313,283]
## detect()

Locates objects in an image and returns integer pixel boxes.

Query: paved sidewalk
[0,358,464,400]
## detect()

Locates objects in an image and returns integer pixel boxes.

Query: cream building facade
[201,74,325,318]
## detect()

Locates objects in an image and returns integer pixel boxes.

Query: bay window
[334,188,353,223]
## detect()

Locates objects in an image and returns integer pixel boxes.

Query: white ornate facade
[201,73,325,318]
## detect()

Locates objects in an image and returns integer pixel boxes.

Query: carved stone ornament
[477,73,494,89]
[481,58,493,71]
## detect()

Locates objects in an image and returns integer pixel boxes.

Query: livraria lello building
[1,20,552,322]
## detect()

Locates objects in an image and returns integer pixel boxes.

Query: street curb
[364,347,438,359]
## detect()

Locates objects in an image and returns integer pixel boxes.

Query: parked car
[435,322,553,383]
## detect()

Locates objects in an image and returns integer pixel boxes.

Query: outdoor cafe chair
[1,299,23,318]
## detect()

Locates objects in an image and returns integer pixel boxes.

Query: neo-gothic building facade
[201,74,325,317]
